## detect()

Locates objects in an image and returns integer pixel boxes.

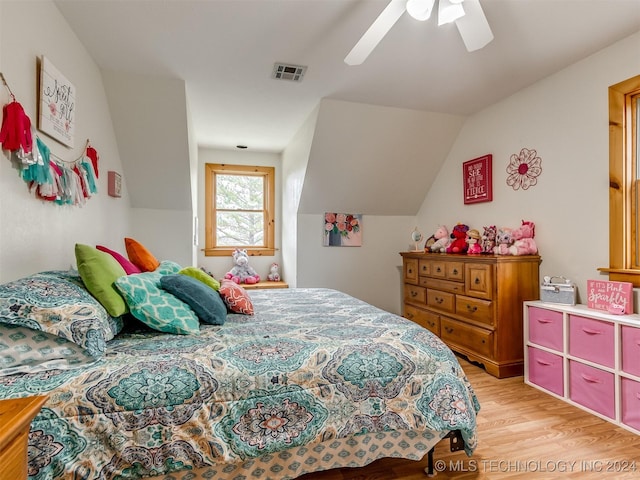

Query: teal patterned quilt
[0,288,480,479]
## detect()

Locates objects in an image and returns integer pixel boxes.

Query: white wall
[0,0,131,282]
[416,31,640,306]
[197,147,282,281]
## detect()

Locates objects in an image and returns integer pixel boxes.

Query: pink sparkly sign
[587,280,634,315]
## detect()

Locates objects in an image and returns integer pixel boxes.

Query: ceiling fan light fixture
[406,0,436,21]
[438,0,465,25]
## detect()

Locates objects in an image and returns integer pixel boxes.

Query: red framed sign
[463,154,493,204]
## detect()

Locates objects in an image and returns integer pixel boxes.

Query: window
[204,163,275,256]
[604,75,640,286]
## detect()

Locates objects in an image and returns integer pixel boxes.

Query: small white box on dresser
[524,301,640,435]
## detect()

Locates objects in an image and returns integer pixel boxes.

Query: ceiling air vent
[272,63,307,82]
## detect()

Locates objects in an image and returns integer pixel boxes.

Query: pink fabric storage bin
[569,315,614,368]
[569,361,615,419]
[528,307,563,351]
[528,346,563,396]
[622,326,640,377]
[621,377,640,432]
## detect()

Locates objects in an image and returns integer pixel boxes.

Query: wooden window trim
[204,163,275,257]
[600,75,640,286]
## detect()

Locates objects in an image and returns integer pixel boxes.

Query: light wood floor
[299,356,640,479]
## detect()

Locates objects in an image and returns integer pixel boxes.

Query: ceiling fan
[345,0,493,66]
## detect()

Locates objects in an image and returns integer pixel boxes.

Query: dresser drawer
[426,289,455,313]
[569,315,614,368]
[404,284,426,305]
[445,262,464,281]
[441,318,493,357]
[404,304,440,336]
[621,377,640,431]
[528,346,564,396]
[569,361,615,419]
[528,306,563,351]
[430,261,447,279]
[420,277,464,294]
[464,263,493,300]
[621,325,640,377]
[404,258,419,284]
[418,260,432,276]
[456,295,493,326]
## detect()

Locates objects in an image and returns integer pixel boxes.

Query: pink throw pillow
[96,245,142,275]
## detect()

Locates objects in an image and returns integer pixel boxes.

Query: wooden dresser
[400,252,540,378]
[0,395,48,480]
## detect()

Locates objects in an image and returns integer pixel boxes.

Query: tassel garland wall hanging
[0,72,100,206]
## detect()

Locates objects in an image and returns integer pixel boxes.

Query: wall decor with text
[39,56,75,147]
[463,154,492,204]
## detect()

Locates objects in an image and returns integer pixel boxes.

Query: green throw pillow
[178,267,220,291]
[114,272,199,335]
[75,243,128,317]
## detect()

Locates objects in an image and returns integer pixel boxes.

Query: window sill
[203,247,276,257]
[597,267,640,288]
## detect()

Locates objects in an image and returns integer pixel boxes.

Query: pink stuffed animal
[429,225,451,253]
[508,220,538,255]
[466,229,482,254]
[493,228,514,255]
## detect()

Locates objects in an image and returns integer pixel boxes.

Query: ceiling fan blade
[455,0,493,52]
[344,0,407,66]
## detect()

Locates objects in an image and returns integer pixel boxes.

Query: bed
[0,268,480,480]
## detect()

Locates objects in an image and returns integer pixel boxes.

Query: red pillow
[219,280,254,315]
[96,245,142,275]
[124,237,160,272]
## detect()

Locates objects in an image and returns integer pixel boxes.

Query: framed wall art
[39,56,76,147]
[463,154,492,204]
[323,213,362,246]
[108,171,122,198]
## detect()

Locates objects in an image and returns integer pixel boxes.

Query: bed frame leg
[423,430,464,477]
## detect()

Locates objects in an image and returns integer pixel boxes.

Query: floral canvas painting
[323,213,362,246]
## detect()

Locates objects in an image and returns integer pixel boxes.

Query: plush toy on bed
[428,225,451,253]
[507,220,538,255]
[446,223,470,254]
[224,248,260,284]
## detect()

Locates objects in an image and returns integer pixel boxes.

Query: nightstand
[0,395,48,480]
[241,281,289,290]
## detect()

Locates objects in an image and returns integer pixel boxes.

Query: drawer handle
[410,291,418,297]
[436,267,442,273]
[435,297,444,304]
[582,328,602,335]
[536,359,552,366]
[580,374,602,384]
[452,268,458,275]
[428,321,435,327]
[406,313,414,319]
[444,326,454,334]
[474,277,480,285]
[408,268,413,274]
[536,319,553,324]
[466,304,478,313]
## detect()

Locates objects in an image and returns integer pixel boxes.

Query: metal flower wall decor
[506,148,542,190]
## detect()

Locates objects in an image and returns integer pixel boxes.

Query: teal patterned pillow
[154,260,182,275]
[0,324,96,376]
[114,272,199,335]
[0,270,122,359]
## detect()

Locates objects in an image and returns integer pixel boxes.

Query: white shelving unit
[524,301,640,435]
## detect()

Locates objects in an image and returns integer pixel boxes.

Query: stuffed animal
[224,248,260,284]
[466,229,482,254]
[493,227,514,255]
[428,225,451,253]
[267,262,281,282]
[447,223,470,254]
[480,225,497,254]
[508,220,538,255]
